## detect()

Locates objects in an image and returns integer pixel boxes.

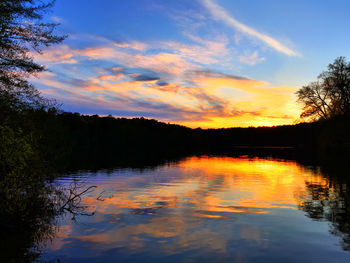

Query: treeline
[208,113,350,152]
[3,106,349,172]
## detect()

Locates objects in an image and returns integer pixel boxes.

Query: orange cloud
[34,67,300,127]
[33,35,301,128]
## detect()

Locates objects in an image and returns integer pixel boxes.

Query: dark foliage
[297,57,350,120]
[3,108,347,173]
[0,0,65,113]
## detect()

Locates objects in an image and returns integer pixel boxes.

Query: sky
[32,0,350,128]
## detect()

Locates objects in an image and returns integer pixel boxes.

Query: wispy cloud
[239,51,265,65]
[36,33,229,76]
[200,0,299,57]
[33,32,300,128]
[33,59,299,128]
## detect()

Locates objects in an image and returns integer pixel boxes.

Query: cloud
[36,32,231,77]
[131,74,160,82]
[163,33,229,65]
[239,51,265,65]
[200,0,300,56]
[188,70,250,81]
[156,80,169,86]
[188,70,267,92]
[231,109,261,117]
[35,44,78,64]
[114,41,148,51]
[34,63,299,128]
[95,73,125,83]
[33,33,300,128]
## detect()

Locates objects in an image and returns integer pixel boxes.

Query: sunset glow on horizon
[33,0,350,128]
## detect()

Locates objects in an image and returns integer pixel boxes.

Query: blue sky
[33,0,350,127]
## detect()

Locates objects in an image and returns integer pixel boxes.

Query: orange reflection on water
[178,157,327,211]
[82,157,328,214]
[54,156,332,255]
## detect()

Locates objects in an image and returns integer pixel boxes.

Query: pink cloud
[239,51,265,66]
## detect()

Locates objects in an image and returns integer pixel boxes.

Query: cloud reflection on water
[43,157,350,262]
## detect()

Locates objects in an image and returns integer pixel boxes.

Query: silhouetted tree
[320,57,350,113]
[296,81,334,120]
[0,0,65,205]
[0,0,65,114]
[0,2,66,260]
[297,57,350,120]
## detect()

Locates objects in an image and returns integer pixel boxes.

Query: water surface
[40,156,350,262]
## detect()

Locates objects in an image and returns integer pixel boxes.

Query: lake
[38,156,350,262]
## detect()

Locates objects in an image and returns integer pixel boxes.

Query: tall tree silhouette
[297,57,350,120]
[0,0,65,113]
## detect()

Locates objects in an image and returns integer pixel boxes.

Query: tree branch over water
[56,182,98,220]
